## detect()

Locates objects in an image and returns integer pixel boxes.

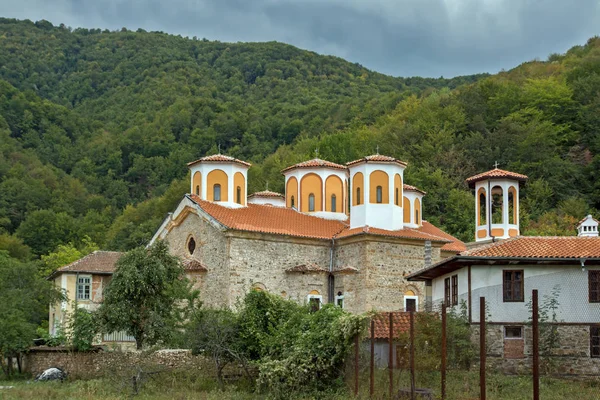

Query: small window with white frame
[307,290,322,312]
[77,275,91,301]
[335,292,344,308]
[404,295,418,312]
[504,326,523,339]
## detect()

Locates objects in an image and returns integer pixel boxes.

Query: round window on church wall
[187,237,196,255]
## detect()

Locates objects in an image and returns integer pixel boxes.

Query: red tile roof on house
[247,190,284,199]
[372,312,413,339]
[188,195,463,247]
[465,168,528,187]
[347,154,408,167]
[417,222,467,253]
[187,154,252,168]
[407,236,600,281]
[462,236,600,259]
[52,251,123,277]
[403,184,426,195]
[280,158,347,173]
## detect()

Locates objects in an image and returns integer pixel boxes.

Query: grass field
[1,370,600,399]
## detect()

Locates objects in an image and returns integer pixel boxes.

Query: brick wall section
[25,348,245,380]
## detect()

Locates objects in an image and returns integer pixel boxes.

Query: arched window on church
[308,193,315,212]
[214,184,221,201]
[331,194,337,212]
[376,186,383,203]
[195,185,200,196]
[356,187,361,205]
[508,187,516,224]
[291,195,295,209]
[187,237,196,255]
[415,209,420,225]
[236,186,242,204]
[395,188,399,205]
[492,186,503,224]
[479,191,486,226]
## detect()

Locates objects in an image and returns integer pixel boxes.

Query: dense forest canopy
[0,17,598,263]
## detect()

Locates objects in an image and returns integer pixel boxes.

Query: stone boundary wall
[471,325,600,378]
[24,347,246,380]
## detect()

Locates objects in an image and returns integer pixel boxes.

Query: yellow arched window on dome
[403,197,411,223]
[325,175,343,212]
[234,172,245,205]
[300,173,323,212]
[192,171,202,197]
[394,174,402,206]
[207,169,228,202]
[369,170,389,204]
[286,177,298,208]
[352,172,364,206]
[414,198,421,225]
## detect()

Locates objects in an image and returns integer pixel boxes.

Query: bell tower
[466,167,528,242]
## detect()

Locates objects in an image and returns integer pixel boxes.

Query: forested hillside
[0,17,598,264]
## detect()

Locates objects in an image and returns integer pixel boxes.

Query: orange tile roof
[403,184,426,195]
[247,190,284,199]
[465,168,528,186]
[187,154,251,167]
[188,195,460,246]
[372,312,413,339]
[280,158,347,173]
[189,195,347,240]
[52,251,123,277]
[334,225,450,243]
[462,236,600,259]
[417,222,467,253]
[347,154,408,167]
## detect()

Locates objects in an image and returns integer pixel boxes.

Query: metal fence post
[370,319,375,398]
[480,296,486,400]
[532,289,540,400]
[355,333,359,396]
[410,310,416,400]
[441,305,447,400]
[389,312,394,399]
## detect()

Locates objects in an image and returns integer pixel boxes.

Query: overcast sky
[2,0,600,77]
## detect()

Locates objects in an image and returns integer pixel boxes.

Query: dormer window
[214,184,221,201]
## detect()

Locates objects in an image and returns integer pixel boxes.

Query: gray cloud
[2,0,599,77]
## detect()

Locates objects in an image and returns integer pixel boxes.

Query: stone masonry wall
[362,240,432,312]
[228,234,330,306]
[472,324,600,377]
[24,348,245,380]
[164,211,230,308]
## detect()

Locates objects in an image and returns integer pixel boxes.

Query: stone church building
[150,153,467,313]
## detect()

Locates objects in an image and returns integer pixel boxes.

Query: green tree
[98,241,199,350]
[0,252,62,377]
